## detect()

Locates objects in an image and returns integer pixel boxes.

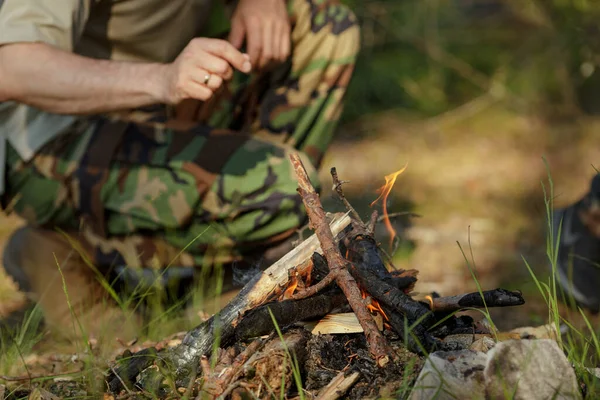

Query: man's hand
[228,0,291,70]
[161,38,252,104]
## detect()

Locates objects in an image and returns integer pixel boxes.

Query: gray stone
[470,336,496,353]
[484,339,582,400]
[441,334,477,350]
[409,350,488,400]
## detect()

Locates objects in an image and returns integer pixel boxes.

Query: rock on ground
[409,350,488,400]
[484,339,582,400]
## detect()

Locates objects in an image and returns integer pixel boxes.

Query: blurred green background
[319,0,600,324]
[342,0,600,123]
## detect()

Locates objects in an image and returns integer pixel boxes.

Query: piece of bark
[316,371,360,400]
[289,153,393,367]
[311,252,331,282]
[107,212,352,393]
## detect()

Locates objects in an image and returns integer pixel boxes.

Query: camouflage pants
[3,0,360,270]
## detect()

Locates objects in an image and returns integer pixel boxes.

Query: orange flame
[361,288,390,322]
[283,274,299,299]
[424,295,434,311]
[367,299,389,322]
[370,165,408,248]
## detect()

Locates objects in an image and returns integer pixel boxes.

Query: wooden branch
[290,153,392,367]
[429,289,525,313]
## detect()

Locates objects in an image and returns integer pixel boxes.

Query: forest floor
[1,103,600,396]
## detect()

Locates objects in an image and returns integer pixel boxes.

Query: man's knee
[291,0,361,51]
[209,141,314,242]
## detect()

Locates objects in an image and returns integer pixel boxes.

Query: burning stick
[235,291,348,340]
[289,153,394,367]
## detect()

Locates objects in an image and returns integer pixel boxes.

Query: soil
[1,327,426,400]
[305,332,423,399]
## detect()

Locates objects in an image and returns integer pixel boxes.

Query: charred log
[235,291,347,340]
[429,289,525,313]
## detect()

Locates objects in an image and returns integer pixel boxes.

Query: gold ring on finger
[203,74,211,85]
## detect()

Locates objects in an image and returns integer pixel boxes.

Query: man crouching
[0,0,360,342]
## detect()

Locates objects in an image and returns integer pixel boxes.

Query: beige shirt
[0,0,216,193]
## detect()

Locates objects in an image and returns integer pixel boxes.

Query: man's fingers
[195,52,234,80]
[189,66,224,92]
[202,39,251,73]
[245,19,263,67]
[185,80,214,101]
[204,74,224,91]
[280,24,291,61]
[260,21,274,68]
[271,22,282,63]
[228,19,246,49]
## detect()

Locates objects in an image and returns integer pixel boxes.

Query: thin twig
[290,272,336,300]
[215,338,265,388]
[109,365,133,395]
[290,153,393,367]
[366,210,378,236]
[217,381,244,400]
[219,381,257,400]
[376,211,421,222]
[331,167,365,226]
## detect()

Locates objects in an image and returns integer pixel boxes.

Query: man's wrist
[140,63,170,105]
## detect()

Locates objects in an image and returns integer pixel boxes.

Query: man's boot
[2,227,141,343]
[553,174,600,312]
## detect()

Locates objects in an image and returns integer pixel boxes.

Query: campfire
[106,154,525,398]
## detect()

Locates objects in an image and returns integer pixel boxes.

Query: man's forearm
[0,42,167,115]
